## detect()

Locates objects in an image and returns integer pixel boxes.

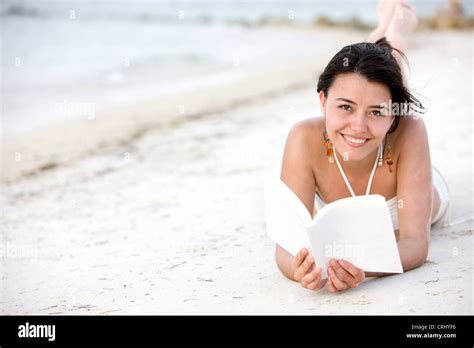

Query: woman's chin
[335,140,374,161]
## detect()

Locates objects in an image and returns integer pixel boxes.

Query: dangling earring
[323,130,335,163]
[385,144,394,173]
[384,120,395,173]
[378,139,384,166]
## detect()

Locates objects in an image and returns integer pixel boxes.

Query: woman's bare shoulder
[283,116,324,182]
[281,116,324,214]
[392,116,429,155]
[286,116,325,152]
[398,116,427,139]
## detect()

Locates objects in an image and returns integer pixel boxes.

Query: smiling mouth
[340,133,371,147]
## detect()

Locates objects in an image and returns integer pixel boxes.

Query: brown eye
[370,110,383,117]
[339,104,351,111]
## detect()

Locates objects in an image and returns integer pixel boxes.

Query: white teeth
[343,134,367,144]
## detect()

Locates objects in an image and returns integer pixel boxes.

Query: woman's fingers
[292,248,308,270]
[291,252,365,293]
[294,254,315,281]
[330,259,357,288]
[339,260,365,283]
[291,249,325,291]
[301,266,322,288]
[292,252,364,292]
[306,279,323,290]
[327,275,337,293]
[328,266,348,291]
[306,270,325,290]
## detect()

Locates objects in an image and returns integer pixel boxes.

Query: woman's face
[319,73,395,163]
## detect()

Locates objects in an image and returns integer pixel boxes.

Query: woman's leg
[368,0,418,85]
[367,0,396,43]
[384,1,418,59]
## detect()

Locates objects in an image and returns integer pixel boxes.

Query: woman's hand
[327,259,365,293]
[292,248,325,290]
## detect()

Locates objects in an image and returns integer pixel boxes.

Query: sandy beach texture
[1,28,472,314]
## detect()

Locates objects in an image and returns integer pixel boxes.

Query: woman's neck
[334,145,380,178]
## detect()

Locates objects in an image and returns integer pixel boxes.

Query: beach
[1,14,473,314]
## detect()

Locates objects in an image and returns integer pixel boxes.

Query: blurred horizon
[3,0,472,25]
[2,0,473,136]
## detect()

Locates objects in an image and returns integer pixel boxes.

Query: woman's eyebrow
[336,97,384,108]
[336,97,356,104]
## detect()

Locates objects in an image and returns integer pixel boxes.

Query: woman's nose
[350,111,368,132]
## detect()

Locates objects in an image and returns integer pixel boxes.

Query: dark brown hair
[316,37,424,133]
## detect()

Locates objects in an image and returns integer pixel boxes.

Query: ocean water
[1,0,470,135]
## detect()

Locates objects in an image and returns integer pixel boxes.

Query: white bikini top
[314,143,400,230]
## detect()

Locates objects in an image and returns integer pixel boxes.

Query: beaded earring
[379,136,394,173]
[385,119,396,173]
[378,139,384,166]
[323,130,335,163]
[385,144,394,173]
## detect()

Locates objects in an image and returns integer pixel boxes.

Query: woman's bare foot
[386,2,417,62]
[381,0,418,85]
[386,1,418,42]
[368,0,396,43]
[367,0,418,85]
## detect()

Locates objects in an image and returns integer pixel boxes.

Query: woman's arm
[364,117,431,279]
[279,120,318,218]
[275,120,315,279]
[276,119,318,272]
[275,244,296,280]
[395,116,431,269]
[275,120,325,290]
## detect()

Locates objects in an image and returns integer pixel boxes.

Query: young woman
[275,0,450,293]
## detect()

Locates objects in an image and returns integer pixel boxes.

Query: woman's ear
[319,91,327,116]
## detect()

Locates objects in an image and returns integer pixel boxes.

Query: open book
[264,177,403,279]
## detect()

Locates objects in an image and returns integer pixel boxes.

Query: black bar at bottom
[0,315,472,346]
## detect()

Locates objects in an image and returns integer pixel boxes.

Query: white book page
[308,195,403,279]
[264,176,403,278]
[264,176,311,256]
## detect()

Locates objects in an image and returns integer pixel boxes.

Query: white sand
[1,29,472,314]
